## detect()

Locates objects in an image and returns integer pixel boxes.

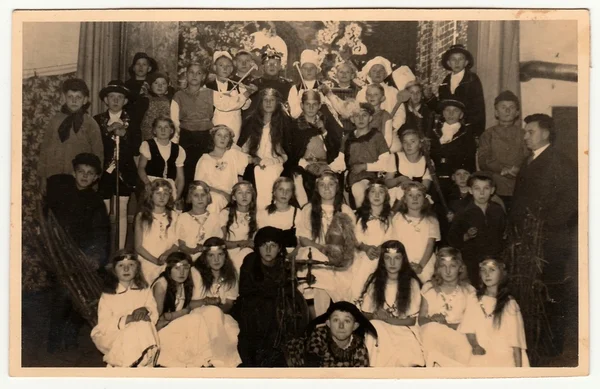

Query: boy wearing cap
[447,172,506,284]
[477,91,528,211]
[288,49,326,119]
[94,80,138,250]
[45,153,110,352]
[232,50,257,83]
[286,301,376,367]
[38,78,104,194]
[437,44,486,138]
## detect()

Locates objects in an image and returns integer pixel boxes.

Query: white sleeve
[170,99,180,131]
[212,90,247,111]
[383,118,394,149]
[296,206,313,240]
[231,147,250,175]
[356,87,367,103]
[288,85,302,119]
[175,145,186,167]
[392,100,407,130]
[239,85,252,110]
[366,152,391,172]
[191,267,205,300]
[139,141,151,160]
[143,288,159,325]
[328,152,346,173]
[385,152,397,173]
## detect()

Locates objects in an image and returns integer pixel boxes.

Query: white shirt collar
[450,69,465,93]
[108,110,123,125]
[216,79,229,92]
[532,143,550,160]
[440,122,461,144]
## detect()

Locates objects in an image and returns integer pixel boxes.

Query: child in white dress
[220,181,257,273]
[357,240,425,367]
[419,247,477,367]
[391,181,440,283]
[175,180,223,262]
[91,252,159,367]
[352,180,394,300]
[134,179,179,283]
[459,257,529,367]
[188,237,242,367]
[194,125,253,214]
[257,176,300,253]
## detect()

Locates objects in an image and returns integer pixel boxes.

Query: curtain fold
[76,22,124,116]
[473,21,521,127]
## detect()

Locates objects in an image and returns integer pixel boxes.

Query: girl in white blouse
[91,252,159,367]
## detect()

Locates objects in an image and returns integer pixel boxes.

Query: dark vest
[145,138,179,180]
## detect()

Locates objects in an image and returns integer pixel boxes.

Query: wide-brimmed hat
[441,44,474,71]
[254,226,284,249]
[438,98,466,112]
[128,52,158,76]
[307,301,378,339]
[99,80,131,100]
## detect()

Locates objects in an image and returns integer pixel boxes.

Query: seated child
[459,257,529,367]
[418,247,477,367]
[91,252,159,367]
[137,116,186,204]
[46,153,109,353]
[357,240,424,367]
[94,80,137,250]
[447,173,506,284]
[285,301,376,367]
[38,78,103,193]
[477,90,528,211]
[138,72,174,143]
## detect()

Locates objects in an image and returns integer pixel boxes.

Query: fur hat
[254,226,285,249]
[322,213,358,268]
[441,44,474,71]
[128,52,158,77]
[306,301,378,339]
[99,80,131,100]
[72,153,102,175]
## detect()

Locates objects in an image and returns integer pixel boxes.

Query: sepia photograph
[10,7,589,379]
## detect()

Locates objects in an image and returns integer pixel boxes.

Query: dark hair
[429,247,470,288]
[310,172,344,241]
[158,252,194,313]
[476,256,512,329]
[62,78,90,97]
[138,179,175,233]
[194,237,237,294]
[266,177,300,214]
[524,113,556,143]
[152,116,176,139]
[225,181,257,239]
[355,179,392,233]
[358,240,421,315]
[467,172,496,188]
[301,89,322,104]
[494,90,520,107]
[358,102,376,116]
[103,252,148,294]
[238,89,288,158]
[72,153,102,175]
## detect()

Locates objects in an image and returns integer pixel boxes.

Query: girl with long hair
[134,179,179,283]
[237,88,290,209]
[91,252,159,367]
[257,176,300,252]
[357,240,424,367]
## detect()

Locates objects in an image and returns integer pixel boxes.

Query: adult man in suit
[510,113,578,358]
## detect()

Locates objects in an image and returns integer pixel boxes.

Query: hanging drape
[76,22,125,116]
[471,21,521,127]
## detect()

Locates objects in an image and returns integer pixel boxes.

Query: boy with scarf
[38,78,104,194]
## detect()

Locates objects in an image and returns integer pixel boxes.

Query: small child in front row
[91,252,159,367]
[285,301,377,367]
[447,173,506,284]
[137,116,186,205]
[391,182,440,283]
[458,257,529,367]
[134,179,179,284]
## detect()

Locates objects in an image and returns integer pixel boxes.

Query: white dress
[194,147,249,214]
[243,123,285,209]
[391,213,440,283]
[139,211,179,284]
[91,286,159,367]
[361,278,425,367]
[219,208,254,274]
[212,81,251,142]
[458,296,530,367]
[385,152,432,205]
[350,217,394,301]
[419,282,477,367]
[175,211,223,262]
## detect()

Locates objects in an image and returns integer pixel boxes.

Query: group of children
[38,42,534,368]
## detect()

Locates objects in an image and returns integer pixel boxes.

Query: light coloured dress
[139,211,179,284]
[459,295,530,367]
[212,82,251,143]
[419,281,477,367]
[220,208,254,273]
[242,123,285,210]
[175,211,223,262]
[91,285,159,367]
[391,213,440,283]
[194,147,250,214]
[361,278,425,367]
[351,217,394,301]
[385,152,432,205]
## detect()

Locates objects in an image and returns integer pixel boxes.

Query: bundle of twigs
[33,201,103,327]
[504,212,553,366]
